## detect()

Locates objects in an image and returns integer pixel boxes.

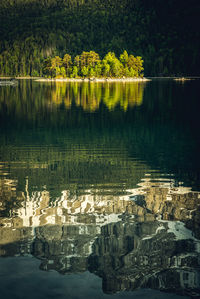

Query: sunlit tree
[63,53,72,77]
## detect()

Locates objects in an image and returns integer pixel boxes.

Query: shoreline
[0,77,40,80]
[35,77,150,82]
[1,76,199,82]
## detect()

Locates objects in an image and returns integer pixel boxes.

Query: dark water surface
[0,79,200,298]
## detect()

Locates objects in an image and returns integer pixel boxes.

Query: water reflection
[0,81,145,114]
[0,176,200,296]
[52,82,145,111]
[1,177,199,230]
[0,79,200,298]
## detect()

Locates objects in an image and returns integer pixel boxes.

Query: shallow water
[0,79,200,298]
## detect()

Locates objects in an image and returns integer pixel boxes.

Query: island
[38,50,148,81]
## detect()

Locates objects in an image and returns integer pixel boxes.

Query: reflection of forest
[0,81,145,115]
[0,80,200,192]
[0,177,200,297]
[51,82,145,111]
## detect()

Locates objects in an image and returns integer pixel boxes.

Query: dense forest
[43,50,144,78]
[0,0,199,76]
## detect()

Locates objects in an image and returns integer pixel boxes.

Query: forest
[43,50,144,78]
[0,0,199,77]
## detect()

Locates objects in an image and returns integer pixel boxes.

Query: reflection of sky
[0,257,187,299]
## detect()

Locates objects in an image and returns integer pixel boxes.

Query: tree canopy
[0,0,199,76]
[43,50,144,78]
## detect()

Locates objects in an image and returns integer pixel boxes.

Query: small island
[38,50,148,81]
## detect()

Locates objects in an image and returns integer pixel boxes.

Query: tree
[63,54,72,77]
[51,56,62,77]
[81,66,88,77]
[70,66,78,78]
[42,50,144,78]
[60,67,66,78]
[89,67,95,77]
[103,52,123,77]
[120,50,129,67]
[127,55,144,77]
[102,62,110,77]
[43,58,53,77]
[94,62,102,77]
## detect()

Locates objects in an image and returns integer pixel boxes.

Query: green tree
[127,55,144,77]
[63,54,72,77]
[102,63,110,77]
[60,67,66,78]
[51,56,62,77]
[120,50,129,67]
[70,66,78,78]
[89,67,95,77]
[94,62,102,77]
[103,52,123,77]
[81,66,88,77]
[43,58,53,77]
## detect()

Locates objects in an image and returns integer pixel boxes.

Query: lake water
[0,79,200,298]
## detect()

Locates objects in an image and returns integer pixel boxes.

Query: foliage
[0,0,199,76]
[42,50,144,78]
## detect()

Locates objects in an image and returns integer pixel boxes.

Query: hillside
[0,0,199,76]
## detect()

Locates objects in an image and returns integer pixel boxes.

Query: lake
[0,79,200,298]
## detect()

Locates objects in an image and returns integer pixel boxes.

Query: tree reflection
[0,81,145,116]
[51,82,145,112]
